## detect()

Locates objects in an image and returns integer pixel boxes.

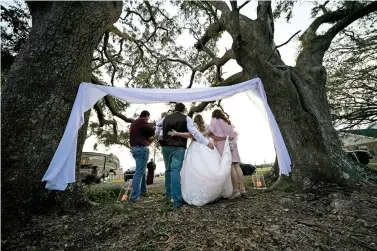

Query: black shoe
[140,193,148,197]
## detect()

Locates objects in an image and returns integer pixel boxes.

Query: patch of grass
[256,167,271,175]
[368,163,377,171]
[110,179,124,183]
[84,185,121,203]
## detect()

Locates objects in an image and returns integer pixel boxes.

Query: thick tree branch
[93,102,118,135]
[301,2,377,45]
[216,71,249,87]
[94,102,105,127]
[216,65,223,84]
[108,24,136,42]
[102,31,117,86]
[194,20,225,50]
[319,1,329,14]
[325,2,377,40]
[103,96,134,124]
[196,49,234,73]
[300,10,345,43]
[91,75,134,124]
[311,1,330,17]
[257,1,272,22]
[257,1,274,44]
[298,2,377,67]
[187,70,197,89]
[187,101,212,118]
[230,1,237,11]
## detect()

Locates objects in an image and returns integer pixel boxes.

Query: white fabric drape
[42,77,291,190]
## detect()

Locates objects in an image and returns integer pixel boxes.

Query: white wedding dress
[181,125,233,206]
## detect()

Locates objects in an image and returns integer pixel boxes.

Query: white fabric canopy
[42,77,291,190]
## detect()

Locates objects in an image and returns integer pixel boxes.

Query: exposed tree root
[270,175,295,192]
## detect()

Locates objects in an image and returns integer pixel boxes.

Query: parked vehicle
[124,167,136,182]
[80,152,120,184]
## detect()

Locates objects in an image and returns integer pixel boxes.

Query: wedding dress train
[181,137,233,206]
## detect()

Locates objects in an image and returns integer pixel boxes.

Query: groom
[161,103,214,208]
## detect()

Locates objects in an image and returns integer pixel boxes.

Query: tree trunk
[225,14,360,190]
[266,156,279,183]
[1,1,122,234]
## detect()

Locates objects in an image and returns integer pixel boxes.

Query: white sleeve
[155,118,164,135]
[186,117,209,145]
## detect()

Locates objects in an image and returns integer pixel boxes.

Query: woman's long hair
[193,114,206,132]
[212,109,231,125]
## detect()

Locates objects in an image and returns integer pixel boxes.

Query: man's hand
[207,141,215,150]
[168,129,178,136]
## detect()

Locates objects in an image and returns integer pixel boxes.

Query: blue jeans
[162,146,186,208]
[130,146,149,201]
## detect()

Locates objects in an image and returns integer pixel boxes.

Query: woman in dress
[210,109,246,198]
[168,114,233,206]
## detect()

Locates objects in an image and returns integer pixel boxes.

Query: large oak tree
[2,0,377,234]
[113,1,376,189]
[1,1,123,233]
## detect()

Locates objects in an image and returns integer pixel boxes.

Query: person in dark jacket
[129,110,155,202]
[146,159,156,185]
[161,103,214,208]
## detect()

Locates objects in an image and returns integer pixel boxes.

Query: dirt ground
[2,178,377,251]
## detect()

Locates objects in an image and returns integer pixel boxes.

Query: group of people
[128,103,245,208]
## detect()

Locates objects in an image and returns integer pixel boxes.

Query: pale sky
[83,1,315,174]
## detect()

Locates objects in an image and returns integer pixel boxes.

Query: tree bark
[213,10,363,190]
[1,1,122,234]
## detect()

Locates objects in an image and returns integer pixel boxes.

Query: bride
[168,114,233,206]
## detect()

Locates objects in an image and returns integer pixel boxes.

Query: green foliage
[89,1,224,150]
[325,13,377,129]
[1,1,30,71]
[94,1,221,89]
[273,0,298,22]
[90,121,131,148]
[84,185,122,203]
[93,1,187,89]
[1,1,228,151]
